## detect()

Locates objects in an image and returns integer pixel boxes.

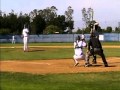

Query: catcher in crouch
[73,35,87,66]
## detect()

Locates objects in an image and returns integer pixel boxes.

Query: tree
[114,27,120,33]
[76,28,82,34]
[7,10,18,34]
[29,9,38,23]
[102,29,106,33]
[32,15,46,34]
[65,6,74,33]
[17,13,30,34]
[106,26,112,33]
[84,27,90,33]
[41,6,58,25]
[0,10,3,28]
[43,25,62,34]
[52,15,66,33]
[82,8,94,28]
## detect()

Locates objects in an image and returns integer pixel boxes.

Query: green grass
[1,71,120,90]
[101,41,120,45]
[103,48,120,57]
[0,42,120,60]
[0,48,73,60]
[0,41,120,47]
[0,42,73,47]
[0,48,120,60]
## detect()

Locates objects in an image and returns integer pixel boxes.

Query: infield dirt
[1,57,120,74]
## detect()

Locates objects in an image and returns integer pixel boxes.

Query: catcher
[73,35,87,66]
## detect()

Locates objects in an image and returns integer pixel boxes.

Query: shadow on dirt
[29,49,45,52]
[92,65,116,67]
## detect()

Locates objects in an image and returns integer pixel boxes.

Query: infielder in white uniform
[73,35,87,66]
[12,35,15,44]
[22,25,29,52]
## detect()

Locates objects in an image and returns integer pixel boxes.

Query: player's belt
[75,47,82,49]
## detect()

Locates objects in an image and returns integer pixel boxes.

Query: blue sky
[1,0,120,30]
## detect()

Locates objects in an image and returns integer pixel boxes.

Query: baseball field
[0,42,120,90]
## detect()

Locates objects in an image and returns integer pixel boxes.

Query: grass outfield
[0,48,73,60]
[0,41,120,47]
[0,42,120,60]
[0,44,120,60]
[1,71,120,90]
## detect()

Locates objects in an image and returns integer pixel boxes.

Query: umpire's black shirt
[88,37,102,51]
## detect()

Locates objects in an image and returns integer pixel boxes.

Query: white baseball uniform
[12,35,15,44]
[73,40,87,64]
[22,28,29,52]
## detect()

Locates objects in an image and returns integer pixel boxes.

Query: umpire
[85,33,108,67]
[89,22,100,64]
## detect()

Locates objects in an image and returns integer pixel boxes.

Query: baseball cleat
[85,63,92,67]
[104,64,108,67]
[92,60,97,64]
